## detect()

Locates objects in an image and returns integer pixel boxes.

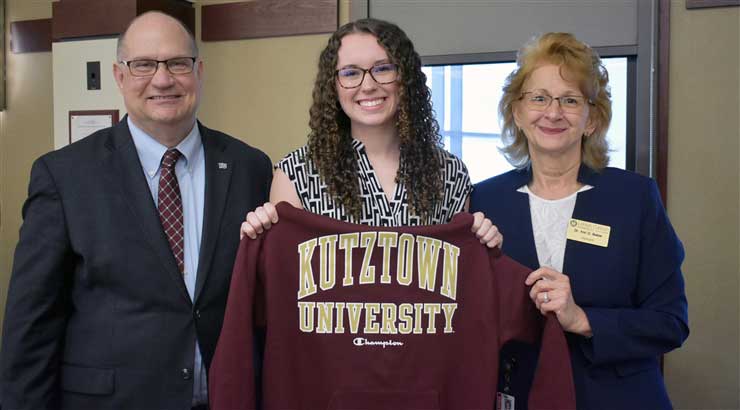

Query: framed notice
[69,110,119,144]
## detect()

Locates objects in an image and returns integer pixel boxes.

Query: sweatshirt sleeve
[209,236,264,410]
[492,250,576,410]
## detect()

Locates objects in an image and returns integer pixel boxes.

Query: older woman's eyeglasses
[336,63,399,89]
[520,91,593,113]
[120,57,197,77]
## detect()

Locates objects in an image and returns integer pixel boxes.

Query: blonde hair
[499,32,612,170]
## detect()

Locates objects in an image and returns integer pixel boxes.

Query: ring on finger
[543,292,549,303]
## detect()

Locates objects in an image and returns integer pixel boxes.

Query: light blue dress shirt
[128,117,208,405]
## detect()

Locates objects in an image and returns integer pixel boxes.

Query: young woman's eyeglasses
[120,57,197,77]
[520,91,593,113]
[336,63,399,89]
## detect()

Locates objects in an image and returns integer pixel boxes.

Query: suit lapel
[194,124,233,302]
[562,165,601,281]
[104,119,191,302]
[512,190,540,270]
[504,169,540,270]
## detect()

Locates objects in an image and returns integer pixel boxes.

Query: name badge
[496,392,515,410]
[567,218,611,247]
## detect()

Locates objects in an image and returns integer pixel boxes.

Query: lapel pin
[218,162,228,170]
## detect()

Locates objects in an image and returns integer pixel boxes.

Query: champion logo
[353,337,404,348]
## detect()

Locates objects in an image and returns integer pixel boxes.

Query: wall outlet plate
[87,61,101,90]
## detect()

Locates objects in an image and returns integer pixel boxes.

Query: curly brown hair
[499,32,612,170]
[307,18,443,220]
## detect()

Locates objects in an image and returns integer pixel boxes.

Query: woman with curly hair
[242,18,501,246]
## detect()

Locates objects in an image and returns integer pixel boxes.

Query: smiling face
[335,32,401,138]
[113,13,202,144]
[513,64,595,164]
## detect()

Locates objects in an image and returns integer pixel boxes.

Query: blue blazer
[471,166,689,410]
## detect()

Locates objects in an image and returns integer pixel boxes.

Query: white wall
[52,38,126,149]
[664,5,740,410]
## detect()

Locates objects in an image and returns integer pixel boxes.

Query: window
[423,58,629,183]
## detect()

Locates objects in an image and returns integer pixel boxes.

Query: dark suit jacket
[0,119,272,410]
[471,166,689,410]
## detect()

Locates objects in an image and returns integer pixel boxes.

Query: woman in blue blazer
[471,33,688,410]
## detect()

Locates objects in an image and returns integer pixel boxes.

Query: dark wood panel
[202,0,337,42]
[686,0,739,8]
[136,0,195,35]
[53,0,137,40]
[10,19,52,53]
[137,0,195,35]
[52,0,194,41]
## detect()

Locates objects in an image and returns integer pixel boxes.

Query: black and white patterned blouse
[276,140,472,227]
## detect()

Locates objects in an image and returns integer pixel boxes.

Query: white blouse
[518,184,593,272]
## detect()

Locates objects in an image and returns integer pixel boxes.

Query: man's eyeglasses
[120,57,197,77]
[519,91,593,114]
[336,63,399,89]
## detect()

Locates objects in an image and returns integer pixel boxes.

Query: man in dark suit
[0,11,272,410]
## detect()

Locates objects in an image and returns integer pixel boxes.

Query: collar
[510,163,603,191]
[128,117,202,177]
[350,138,365,154]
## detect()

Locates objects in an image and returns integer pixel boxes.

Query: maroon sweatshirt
[210,203,575,410]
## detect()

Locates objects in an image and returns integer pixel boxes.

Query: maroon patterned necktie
[158,149,184,274]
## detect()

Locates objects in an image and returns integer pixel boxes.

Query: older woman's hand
[471,212,503,248]
[240,202,279,240]
[525,267,593,337]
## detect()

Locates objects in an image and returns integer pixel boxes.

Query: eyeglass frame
[335,63,399,89]
[519,91,594,113]
[119,57,198,77]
